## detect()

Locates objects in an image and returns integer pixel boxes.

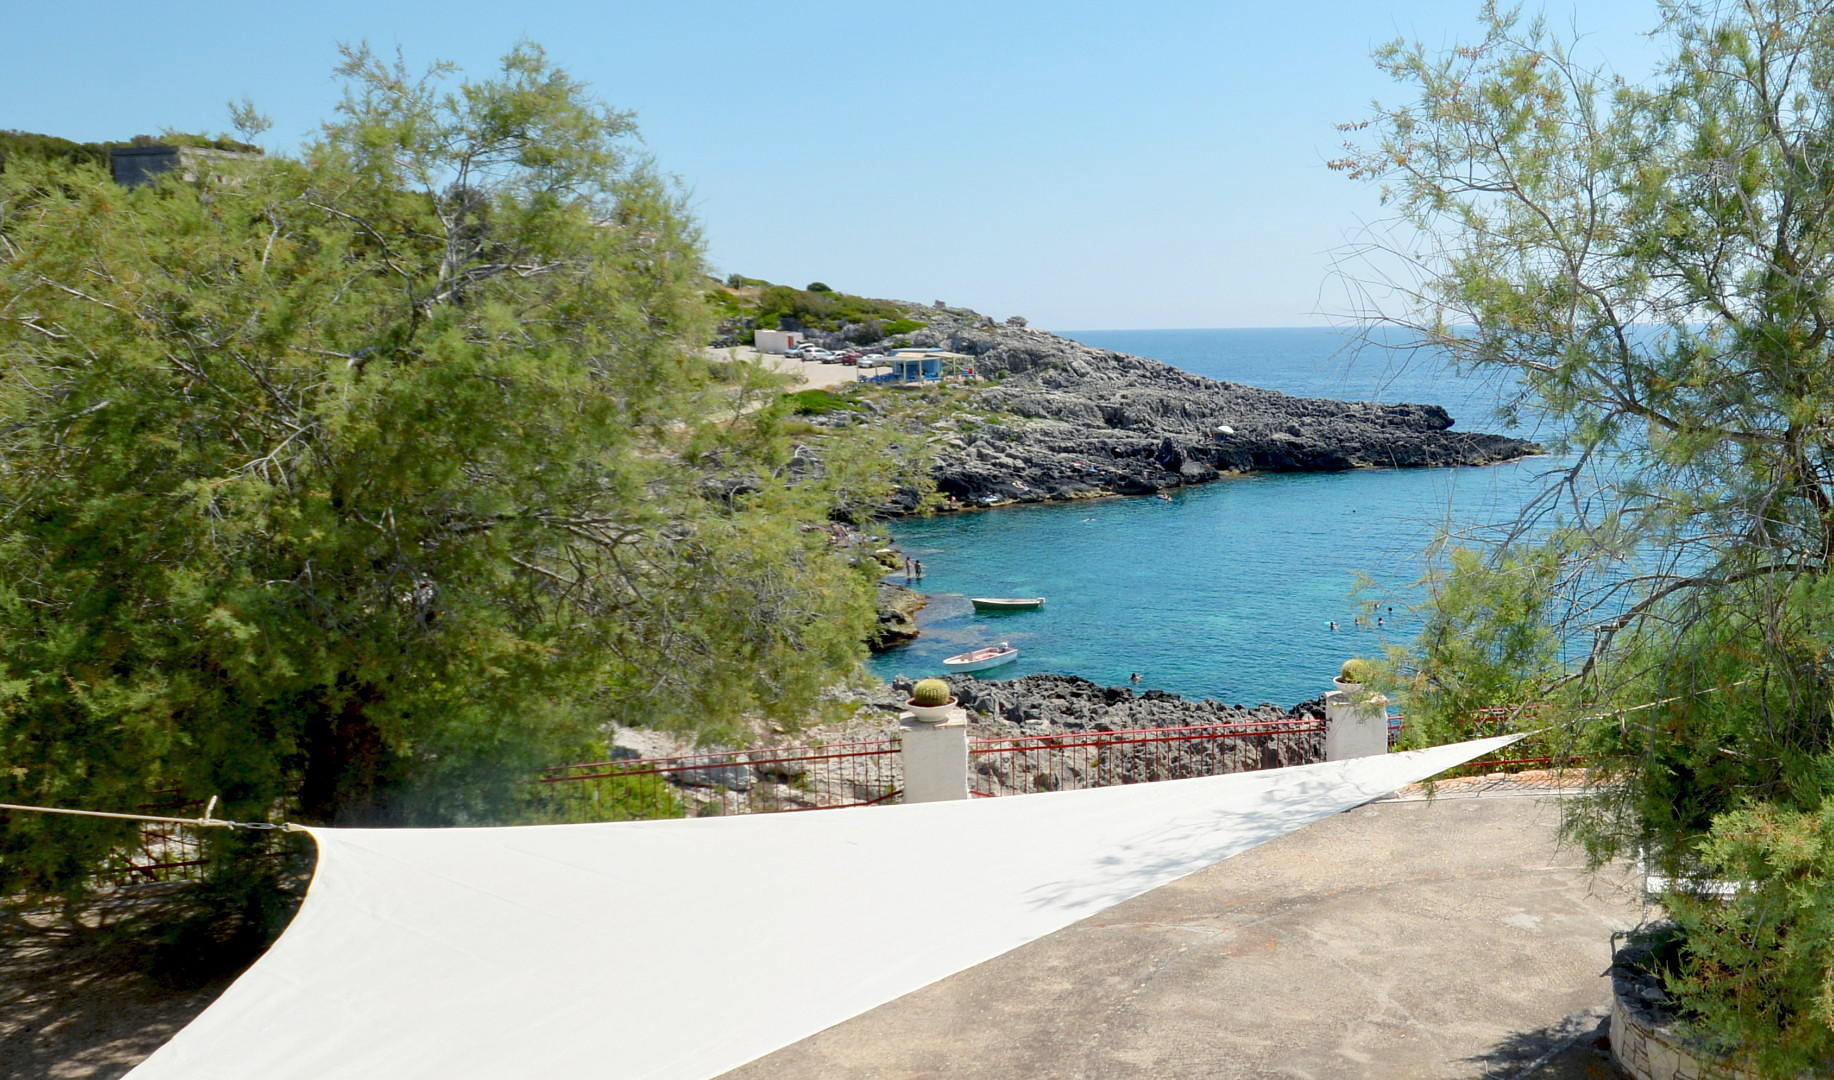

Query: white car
[783,345,807,359]
[803,348,834,362]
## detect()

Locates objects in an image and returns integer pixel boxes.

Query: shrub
[806,281,833,292]
[782,389,861,416]
[882,318,925,335]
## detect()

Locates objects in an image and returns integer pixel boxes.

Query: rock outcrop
[876,673,1329,792]
[944,327,1532,505]
[804,310,1536,508]
[880,672,1325,732]
[869,583,926,652]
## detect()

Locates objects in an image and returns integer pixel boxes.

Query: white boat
[942,643,1019,672]
[970,597,1046,612]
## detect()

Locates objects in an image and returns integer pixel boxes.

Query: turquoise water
[865,327,1565,707]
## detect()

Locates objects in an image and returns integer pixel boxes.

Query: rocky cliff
[801,309,1536,509]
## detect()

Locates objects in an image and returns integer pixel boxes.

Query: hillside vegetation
[707,276,1008,347]
[0,130,261,172]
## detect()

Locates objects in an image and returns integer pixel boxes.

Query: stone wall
[1611,938,1746,1080]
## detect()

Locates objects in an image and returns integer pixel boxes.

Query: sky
[9,1,1668,329]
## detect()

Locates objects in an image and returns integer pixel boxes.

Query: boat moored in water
[942,643,1020,672]
[970,597,1046,612]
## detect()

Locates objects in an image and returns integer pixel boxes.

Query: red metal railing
[103,704,1572,873]
[968,717,1328,797]
[99,793,298,889]
[534,738,904,820]
[96,794,213,887]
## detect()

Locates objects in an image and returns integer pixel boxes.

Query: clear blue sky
[9,1,1665,329]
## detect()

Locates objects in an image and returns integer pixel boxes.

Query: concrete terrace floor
[720,783,1645,1080]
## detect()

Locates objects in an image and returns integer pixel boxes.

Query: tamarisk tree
[1338,2,1834,1070]
[0,45,890,908]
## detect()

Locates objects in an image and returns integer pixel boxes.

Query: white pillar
[1325,683,1390,762]
[899,709,970,802]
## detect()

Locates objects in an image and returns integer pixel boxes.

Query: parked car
[804,348,834,362]
[783,345,806,359]
[836,350,863,365]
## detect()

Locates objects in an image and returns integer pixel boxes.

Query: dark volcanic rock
[881,673,1327,790]
[885,672,1312,731]
[877,317,1536,508]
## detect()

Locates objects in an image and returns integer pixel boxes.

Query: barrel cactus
[1339,658,1374,685]
[910,678,954,707]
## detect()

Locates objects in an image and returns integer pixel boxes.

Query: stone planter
[1611,932,1747,1080]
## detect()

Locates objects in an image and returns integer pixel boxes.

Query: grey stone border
[1610,934,1745,1080]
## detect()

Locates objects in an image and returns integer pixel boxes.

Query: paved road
[721,791,1642,1080]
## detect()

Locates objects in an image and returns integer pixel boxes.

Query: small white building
[753,329,806,354]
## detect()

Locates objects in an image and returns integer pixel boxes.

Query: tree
[1339,2,1834,1072]
[0,44,897,912]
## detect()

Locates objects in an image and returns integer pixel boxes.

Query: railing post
[1325,682,1390,762]
[899,708,970,802]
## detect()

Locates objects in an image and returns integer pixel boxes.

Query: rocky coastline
[608,673,1329,807]
[875,672,1325,732]
[795,310,1538,511]
[797,301,1523,695]
[614,673,1326,770]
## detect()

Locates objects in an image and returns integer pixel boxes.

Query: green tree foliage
[0,130,261,173]
[0,131,105,172]
[1340,2,1834,1069]
[0,44,899,910]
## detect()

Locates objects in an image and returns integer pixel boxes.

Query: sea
[863,327,1573,708]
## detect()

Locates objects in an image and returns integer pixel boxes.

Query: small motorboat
[970,596,1046,612]
[942,643,1019,673]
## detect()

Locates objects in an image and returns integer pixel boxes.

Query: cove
[866,328,1561,707]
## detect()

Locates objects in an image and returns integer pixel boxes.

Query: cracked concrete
[718,792,1643,1080]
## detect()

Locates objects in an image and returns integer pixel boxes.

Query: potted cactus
[905,678,957,722]
[1335,658,1374,694]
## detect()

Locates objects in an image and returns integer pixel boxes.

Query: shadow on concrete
[725,793,1645,1080]
[1458,1007,1620,1079]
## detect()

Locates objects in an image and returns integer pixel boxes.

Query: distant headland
[713,279,1539,512]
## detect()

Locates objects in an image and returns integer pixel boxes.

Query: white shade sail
[127,735,1520,1079]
